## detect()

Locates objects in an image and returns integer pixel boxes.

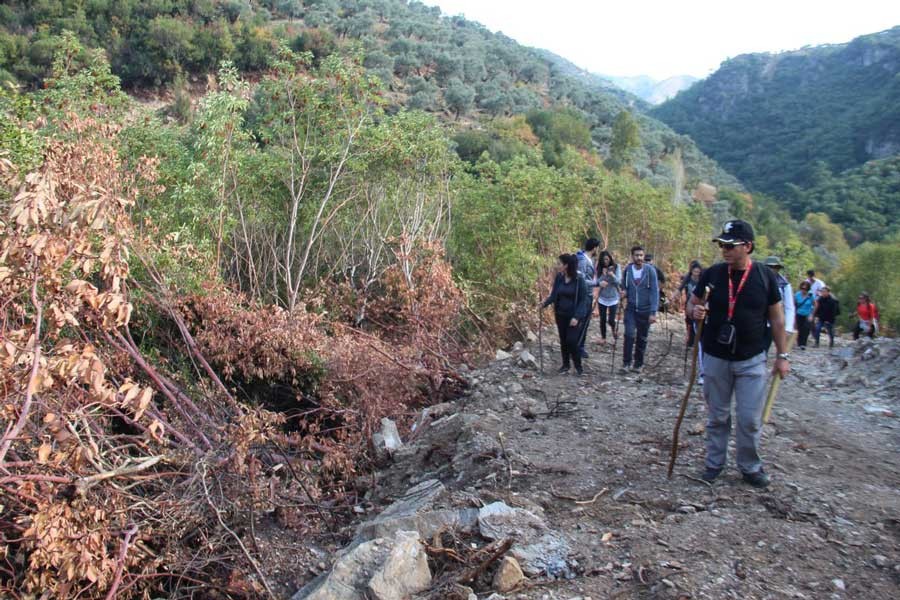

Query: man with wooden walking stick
[687,220,790,488]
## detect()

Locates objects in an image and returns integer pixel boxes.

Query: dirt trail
[358,313,900,600]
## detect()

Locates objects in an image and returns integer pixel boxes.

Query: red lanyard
[727,261,752,321]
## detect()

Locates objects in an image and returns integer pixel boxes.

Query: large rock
[517,350,539,370]
[367,531,432,600]
[372,418,403,460]
[477,502,570,577]
[356,480,478,543]
[293,530,431,600]
[493,555,525,592]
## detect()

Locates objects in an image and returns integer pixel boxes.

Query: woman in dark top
[543,254,591,375]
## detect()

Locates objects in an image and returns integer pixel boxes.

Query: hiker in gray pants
[688,220,790,488]
[702,353,767,474]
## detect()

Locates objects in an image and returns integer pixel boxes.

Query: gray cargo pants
[702,352,767,474]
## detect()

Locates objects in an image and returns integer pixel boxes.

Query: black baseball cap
[713,219,755,244]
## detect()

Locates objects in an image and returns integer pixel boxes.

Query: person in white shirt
[764,256,796,352]
[805,269,826,299]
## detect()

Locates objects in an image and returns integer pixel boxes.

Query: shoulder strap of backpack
[756,262,770,298]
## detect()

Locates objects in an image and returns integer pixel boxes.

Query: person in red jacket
[853,293,880,339]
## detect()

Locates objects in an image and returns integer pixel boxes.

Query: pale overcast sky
[425,0,900,80]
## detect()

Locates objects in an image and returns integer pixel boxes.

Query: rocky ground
[283,315,900,600]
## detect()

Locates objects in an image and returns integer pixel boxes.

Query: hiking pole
[610,300,623,374]
[537,282,545,375]
[668,285,710,479]
[762,331,797,424]
[538,305,545,375]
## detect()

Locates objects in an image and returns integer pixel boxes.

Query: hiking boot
[742,470,770,488]
[630,365,643,374]
[581,351,589,359]
[701,467,722,482]
[697,375,705,386]
[618,365,631,375]
[575,367,584,377]
[557,364,570,374]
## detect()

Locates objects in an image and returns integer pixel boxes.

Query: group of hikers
[542,219,881,489]
[541,240,666,376]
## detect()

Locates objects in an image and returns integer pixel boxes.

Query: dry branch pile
[0,116,472,598]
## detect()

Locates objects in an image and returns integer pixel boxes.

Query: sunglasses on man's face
[718,241,746,250]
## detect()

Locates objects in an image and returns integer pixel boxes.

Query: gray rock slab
[356,479,478,543]
[367,531,432,600]
[477,502,570,577]
[293,530,431,600]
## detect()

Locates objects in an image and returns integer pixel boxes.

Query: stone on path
[517,350,539,370]
[495,349,513,361]
[356,479,478,543]
[294,530,431,600]
[372,418,402,460]
[492,555,525,592]
[477,501,570,576]
[863,405,895,417]
[367,531,432,600]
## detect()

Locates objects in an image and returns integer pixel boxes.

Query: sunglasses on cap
[717,241,747,250]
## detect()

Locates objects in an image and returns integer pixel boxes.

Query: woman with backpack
[596,251,622,345]
[794,280,816,349]
[542,254,592,375]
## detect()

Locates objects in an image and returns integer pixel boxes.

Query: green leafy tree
[444,78,474,119]
[606,110,640,172]
[832,239,900,334]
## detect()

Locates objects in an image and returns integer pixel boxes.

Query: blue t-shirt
[795,291,815,316]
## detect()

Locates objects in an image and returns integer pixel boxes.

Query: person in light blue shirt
[794,280,817,350]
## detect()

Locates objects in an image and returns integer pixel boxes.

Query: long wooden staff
[537,283,545,375]
[762,331,797,424]
[668,285,710,478]
[610,297,623,373]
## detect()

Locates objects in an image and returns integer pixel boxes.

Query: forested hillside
[0,0,738,195]
[651,26,900,240]
[785,157,900,244]
[0,20,731,599]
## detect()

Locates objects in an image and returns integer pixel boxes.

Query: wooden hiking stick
[537,281,545,375]
[668,285,710,478]
[610,300,623,373]
[649,330,674,370]
[762,331,797,424]
[538,305,545,375]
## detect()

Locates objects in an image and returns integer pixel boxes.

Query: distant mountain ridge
[605,74,698,105]
[650,26,900,196]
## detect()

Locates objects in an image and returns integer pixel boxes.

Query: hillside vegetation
[1,7,898,598]
[0,27,731,597]
[0,0,738,195]
[651,27,900,241]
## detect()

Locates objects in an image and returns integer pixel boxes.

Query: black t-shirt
[693,261,781,360]
[555,277,578,316]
